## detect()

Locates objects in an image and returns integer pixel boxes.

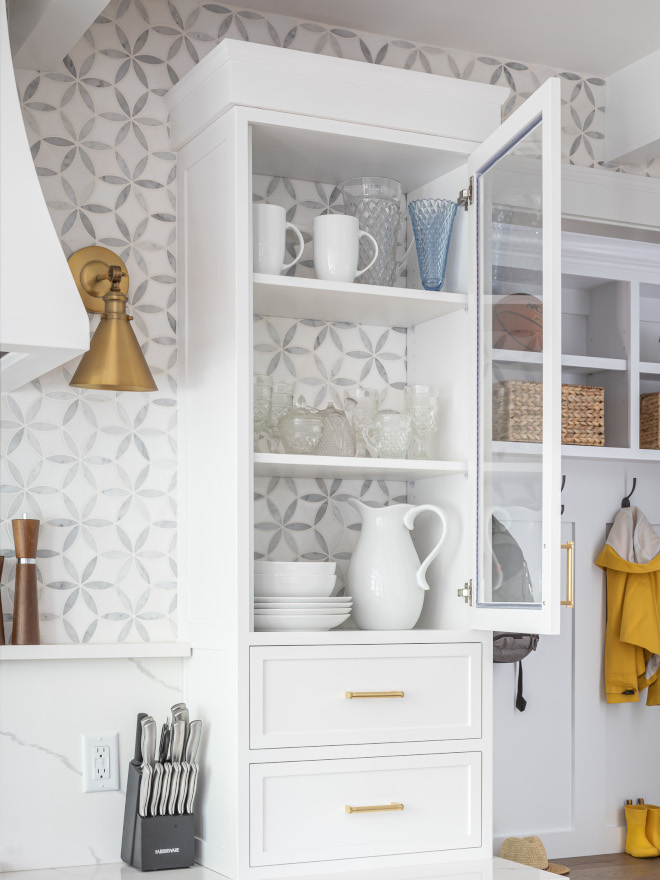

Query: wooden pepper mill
[0,555,5,646]
[11,516,40,645]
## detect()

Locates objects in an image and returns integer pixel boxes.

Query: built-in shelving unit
[253,274,466,327]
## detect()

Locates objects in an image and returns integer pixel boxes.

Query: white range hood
[0,1,89,393]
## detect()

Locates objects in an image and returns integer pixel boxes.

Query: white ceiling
[247,0,660,77]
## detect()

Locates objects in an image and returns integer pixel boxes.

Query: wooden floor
[557,852,660,878]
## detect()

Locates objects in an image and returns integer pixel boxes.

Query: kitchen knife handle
[134,713,148,763]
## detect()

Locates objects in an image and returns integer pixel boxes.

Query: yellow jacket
[595,507,660,706]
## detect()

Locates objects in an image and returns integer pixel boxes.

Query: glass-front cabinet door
[466,78,562,635]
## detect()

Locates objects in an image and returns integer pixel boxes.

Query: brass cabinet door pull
[561,541,575,608]
[345,691,404,699]
[345,802,404,814]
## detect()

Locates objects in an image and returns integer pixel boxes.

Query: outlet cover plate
[82,731,119,793]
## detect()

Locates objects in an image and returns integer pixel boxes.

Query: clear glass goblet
[266,381,295,452]
[405,384,440,459]
[253,375,272,452]
[343,388,380,457]
[365,413,412,458]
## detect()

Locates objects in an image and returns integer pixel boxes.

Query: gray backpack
[491,516,539,711]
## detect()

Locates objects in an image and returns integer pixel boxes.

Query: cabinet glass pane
[477,118,544,607]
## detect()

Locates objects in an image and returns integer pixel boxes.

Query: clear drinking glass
[266,381,295,452]
[365,413,412,458]
[408,199,458,291]
[253,375,272,452]
[343,388,380,457]
[405,384,440,459]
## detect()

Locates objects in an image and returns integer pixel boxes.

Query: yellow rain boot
[625,805,659,858]
[645,805,660,852]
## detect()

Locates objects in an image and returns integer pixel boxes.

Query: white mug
[253,204,305,275]
[313,215,379,283]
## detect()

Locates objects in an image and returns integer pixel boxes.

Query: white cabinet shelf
[492,349,627,374]
[640,361,660,376]
[0,643,191,661]
[254,452,467,480]
[493,441,660,462]
[248,629,480,647]
[253,274,466,327]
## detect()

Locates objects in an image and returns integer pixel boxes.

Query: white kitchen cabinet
[166,39,564,877]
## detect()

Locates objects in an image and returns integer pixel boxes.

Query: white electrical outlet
[82,732,119,793]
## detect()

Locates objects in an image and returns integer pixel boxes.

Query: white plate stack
[254,561,352,631]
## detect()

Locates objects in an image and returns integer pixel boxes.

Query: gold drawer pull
[561,541,575,608]
[345,691,404,699]
[345,802,404,814]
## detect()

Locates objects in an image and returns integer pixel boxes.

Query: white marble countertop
[1,858,552,880]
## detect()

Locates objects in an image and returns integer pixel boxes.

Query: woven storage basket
[640,392,660,450]
[493,381,605,446]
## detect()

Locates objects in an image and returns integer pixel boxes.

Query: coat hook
[561,474,566,515]
[621,478,637,508]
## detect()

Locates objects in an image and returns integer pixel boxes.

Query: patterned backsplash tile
[1,0,655,644]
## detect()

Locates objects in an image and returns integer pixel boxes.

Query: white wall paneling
[493,459,660,859]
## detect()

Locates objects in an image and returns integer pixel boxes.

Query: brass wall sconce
[67,246,157,392]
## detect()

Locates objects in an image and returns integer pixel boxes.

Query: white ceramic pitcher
[346,498,447,630]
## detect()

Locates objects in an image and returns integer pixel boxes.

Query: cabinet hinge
[457,579,473,605]
[457,177,474,211]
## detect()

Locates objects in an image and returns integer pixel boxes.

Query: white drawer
[249,752,481,866]
[250,643,481,748]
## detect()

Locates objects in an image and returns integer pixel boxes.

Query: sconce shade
[70,312,157,391]
[68,246,157,392]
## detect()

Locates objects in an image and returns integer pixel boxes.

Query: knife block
[121,760,195,871]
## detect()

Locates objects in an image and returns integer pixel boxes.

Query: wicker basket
[640,392,660,450]
[493,381,605,446]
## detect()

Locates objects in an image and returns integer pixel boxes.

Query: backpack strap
[516,661,527,712]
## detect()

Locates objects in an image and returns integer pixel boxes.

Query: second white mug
[253,203,305,275]
[313,214,378,283]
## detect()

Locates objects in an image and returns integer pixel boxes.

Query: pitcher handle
[402,504,447,591]
[355,231,379,279]
[396,239,415,277]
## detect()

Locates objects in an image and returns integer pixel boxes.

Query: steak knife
[138,716,156,817]
[167,719,186,815]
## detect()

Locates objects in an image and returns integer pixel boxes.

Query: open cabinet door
[466,78,562,635]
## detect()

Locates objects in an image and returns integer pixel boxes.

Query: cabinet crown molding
[165,39,509,152]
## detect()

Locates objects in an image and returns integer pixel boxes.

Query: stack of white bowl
[254,561,352,631]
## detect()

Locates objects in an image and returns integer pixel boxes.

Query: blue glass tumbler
[408,199,458,291]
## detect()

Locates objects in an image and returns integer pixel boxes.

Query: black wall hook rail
[621,478,637,508]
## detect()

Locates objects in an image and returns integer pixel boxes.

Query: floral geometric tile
[2,0,652,645]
